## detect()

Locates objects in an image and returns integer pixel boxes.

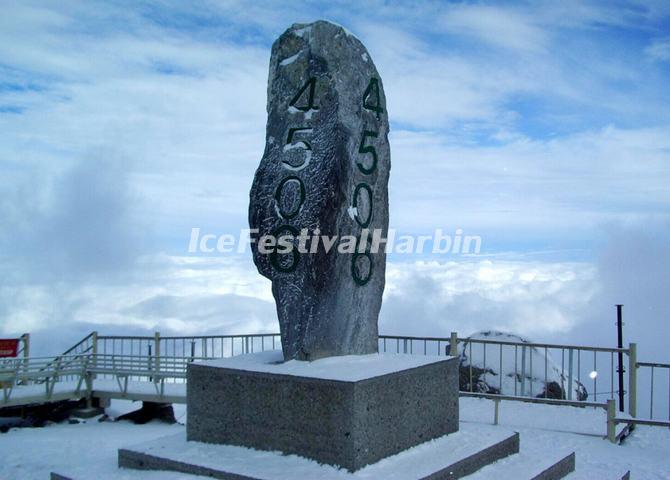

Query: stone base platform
[118,424,520,480]
[187,351,459,471]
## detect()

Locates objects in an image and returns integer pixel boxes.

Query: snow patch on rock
[459,330,588,401]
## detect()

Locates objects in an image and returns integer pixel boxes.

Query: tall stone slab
[249,20,390,360]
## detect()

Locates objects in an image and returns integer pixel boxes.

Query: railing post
[628,342,637,418]
[21,333,30,359]
[520,346,527,396]
[85,355,93,408]
[494,398,500,425]
[616,305,625,413]
[567,348,574,401]
[154,331,161,383]
[607,398,616,443]
[92,331,98,355]
[449,332,458,357]
[21,333,30,385]
[91,331,98,380]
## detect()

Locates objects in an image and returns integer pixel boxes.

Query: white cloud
[441,5,549,53]
[645,36,670,61]
[381,259,597,338]
[0,253,596,355]
[1,1,669,362]
[388,125,670,234]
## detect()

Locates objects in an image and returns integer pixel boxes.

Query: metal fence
[8,330,669,435]
[379,334,633,406]
[636,361,670,423]
[1,354,90,405]
[97,333,281,359]
[90,331,638,415]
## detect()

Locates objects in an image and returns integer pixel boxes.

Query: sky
[1,0,669,363]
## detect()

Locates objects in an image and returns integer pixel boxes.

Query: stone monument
[111,20,527,480]
[249,20,390,361]
[181,20,461,471]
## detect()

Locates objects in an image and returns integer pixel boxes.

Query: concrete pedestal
[187,351,459,471]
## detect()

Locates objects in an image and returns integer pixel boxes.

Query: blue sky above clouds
[1,1,669,360]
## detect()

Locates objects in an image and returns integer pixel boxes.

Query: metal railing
[634,361,670,426]
[0,334,31,386]
[379,333,644,443]
[29,332,97,383]
[91,353,209,383]
[6,330,670,440]
[1,354,90,405]
[0,352,198,406]
[72,331,640,413]
[97,333,281,362]
[380,334,632,405]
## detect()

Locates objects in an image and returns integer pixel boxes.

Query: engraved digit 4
[289,77,319,112]
[362,77,383,119]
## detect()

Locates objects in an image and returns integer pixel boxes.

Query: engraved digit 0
[352,183,373,227]
[352,251,373,286]
[274,176,305,219]
[270,225,300,273]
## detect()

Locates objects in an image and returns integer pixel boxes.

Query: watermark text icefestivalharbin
[188,228,482,255]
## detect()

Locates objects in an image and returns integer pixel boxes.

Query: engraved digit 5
[283,127,313,171]
[357,130,378,174]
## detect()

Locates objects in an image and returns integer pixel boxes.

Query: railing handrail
[96,331,631,354]
[1,353,89,362]
[60,332,96,356]
[637,361,670,368]
[93,353,211,359]
[460,391,607,409]
[30,333,95,382]
[380,334,629,354]
[98,333,280,341]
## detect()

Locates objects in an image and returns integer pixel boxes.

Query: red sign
[0,339,19,358]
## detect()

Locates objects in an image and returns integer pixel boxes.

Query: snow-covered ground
[0,398,668,479]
